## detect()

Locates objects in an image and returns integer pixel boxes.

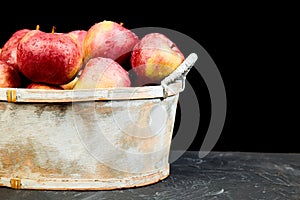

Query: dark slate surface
[1,151,300,200]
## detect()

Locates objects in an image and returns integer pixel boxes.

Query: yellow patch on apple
[145,52,183,82]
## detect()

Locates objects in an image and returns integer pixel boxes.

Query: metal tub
[0,53,197,190]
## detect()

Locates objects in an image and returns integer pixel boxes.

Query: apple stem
[36,25,40,30]
[52,26,56,34]
[120,22,124,26]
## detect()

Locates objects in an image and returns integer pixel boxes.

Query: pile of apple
[0,20,185,90]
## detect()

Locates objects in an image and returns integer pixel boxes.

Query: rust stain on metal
[95,164,128,179]
[94,101,124,115]
[33,103,68,118]
[0,103,6,111]
[0,138,63,178]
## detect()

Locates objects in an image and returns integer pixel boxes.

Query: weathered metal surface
[0,53,198,190]
[0,93,179,190]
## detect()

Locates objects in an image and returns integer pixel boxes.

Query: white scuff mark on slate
[204,188,225,196]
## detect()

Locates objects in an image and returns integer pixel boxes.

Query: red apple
[67,30,87,52]
[130,32,185,86]
[26,82,63,90]
[73,57,131,89]
[82,20,139,65]
[0,29,31,70]
[17,29,83,85]
[0,60,22,88]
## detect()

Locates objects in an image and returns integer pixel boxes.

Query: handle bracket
[161,53,198,98]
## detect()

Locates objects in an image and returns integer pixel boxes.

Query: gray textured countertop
[1,151,300,199]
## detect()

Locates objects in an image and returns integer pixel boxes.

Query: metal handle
[161,53,198,98]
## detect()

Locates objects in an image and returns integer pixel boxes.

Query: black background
[0,4,297,153]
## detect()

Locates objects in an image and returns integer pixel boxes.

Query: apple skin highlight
[73,57,131,89]
[0,28,30,70]
[82,20,140,66]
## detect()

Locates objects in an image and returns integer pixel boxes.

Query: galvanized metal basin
[0,53,197,190]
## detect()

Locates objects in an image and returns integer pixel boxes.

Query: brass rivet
[6,90,17,103]
[10,177,21,189]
